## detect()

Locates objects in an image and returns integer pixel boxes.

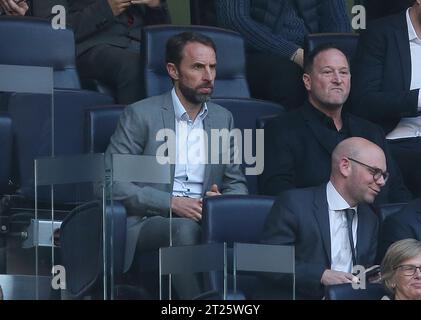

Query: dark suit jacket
[67,0,170,55]
[349,11,420,134]
[261,184,379,299]
[260,102,412,204]
[377,197,421,262]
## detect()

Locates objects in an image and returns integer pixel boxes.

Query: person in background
[261,137,383,299]
[0,0,29,15]
[215,0,351,110]
[260,43,411,204]
[380,238,421,300]
[68,0,170,104]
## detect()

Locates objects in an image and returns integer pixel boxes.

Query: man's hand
[292,48,304,68]
[130,0,161,8]
[107,0,132,16]
[0,0,29,16]
[321,269,359,286]
[205,184,222,197]
[171,197,202,221]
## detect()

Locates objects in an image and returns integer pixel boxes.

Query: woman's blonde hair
[381,239,421,294]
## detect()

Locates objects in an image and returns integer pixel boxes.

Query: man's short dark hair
[166,32,217,67]
[303,43,350,73]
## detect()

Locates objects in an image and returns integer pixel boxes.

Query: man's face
[303,49,351,111]
[169,42,216,106]
[347,149,387,204]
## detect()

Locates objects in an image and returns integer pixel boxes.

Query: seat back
[142,24,249,98]
[202,195,276,298]
[0,16,80,89]
[304,33,359,61]
[325,283,387,300]
[0,114,12,194]
[374,202,407,223]
[84,106,125,153]
[211,98,285,194]
[8,89,113,202]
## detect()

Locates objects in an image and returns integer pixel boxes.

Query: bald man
[260,137,385,299]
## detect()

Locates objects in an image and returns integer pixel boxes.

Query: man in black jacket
[68,0,170,104]
[260,43,412,204]
[350,1,421,196]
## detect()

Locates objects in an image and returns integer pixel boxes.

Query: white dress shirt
[386,8,421,139]
[171,88,208,198]
[326,181,358,273]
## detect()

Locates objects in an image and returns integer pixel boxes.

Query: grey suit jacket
[105,91,248,270]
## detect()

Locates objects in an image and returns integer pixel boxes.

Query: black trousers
[77,44,144,105]
[245,51,307,111]
[388,137,421,197]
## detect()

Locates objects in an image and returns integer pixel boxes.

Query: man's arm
[67,0,116,42]
[260,117,296,196]
[105,105,172,217]
[261,194,326,296]
[350,23,419,124]
[376,212,413,263]
[215,0,301,60]
[0,0,29,16]
[318,0,351,33]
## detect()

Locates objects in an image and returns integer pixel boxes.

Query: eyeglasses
[394,265,421,277]
[347,157,389,183]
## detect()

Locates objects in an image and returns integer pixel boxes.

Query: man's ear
[166,63,179,81]
[339,157,352,178]
[303,73,311,91]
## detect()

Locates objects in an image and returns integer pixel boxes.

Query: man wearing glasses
[260,43,412,204]
[261,137,385,299]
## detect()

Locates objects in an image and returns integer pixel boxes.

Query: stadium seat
[304,33,359,61]
[142,24,250,98]
[211,98,284,194]
[0,16,80,89]
[374,202,407,223]
[325,283,387,300]
[202,195,276,299]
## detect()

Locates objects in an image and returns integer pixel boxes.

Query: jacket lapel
[301,104,337,155]
[202,108,213,194]
[313,184,332,264]
[161,92,176,185]
[394,12,412,90]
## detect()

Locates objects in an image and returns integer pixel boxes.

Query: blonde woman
[381,239,421,300]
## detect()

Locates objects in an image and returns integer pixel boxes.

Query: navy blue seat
[202,195,276,299]
[142,24,250,98]
[211,98,284,194]
[325,283,387,300]
[0,16,80,90]
[374,202,407,223]
[0,114,12,195]
[304,33,359,61]
[8,89,113,203]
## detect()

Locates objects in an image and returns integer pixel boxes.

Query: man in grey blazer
[105,32,248,299]
[68,0,170,104]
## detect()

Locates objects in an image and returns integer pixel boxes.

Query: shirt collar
[326,181,357,212]
[171,87,208,122]
[407,8,420,42]
[304,101,349,132]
